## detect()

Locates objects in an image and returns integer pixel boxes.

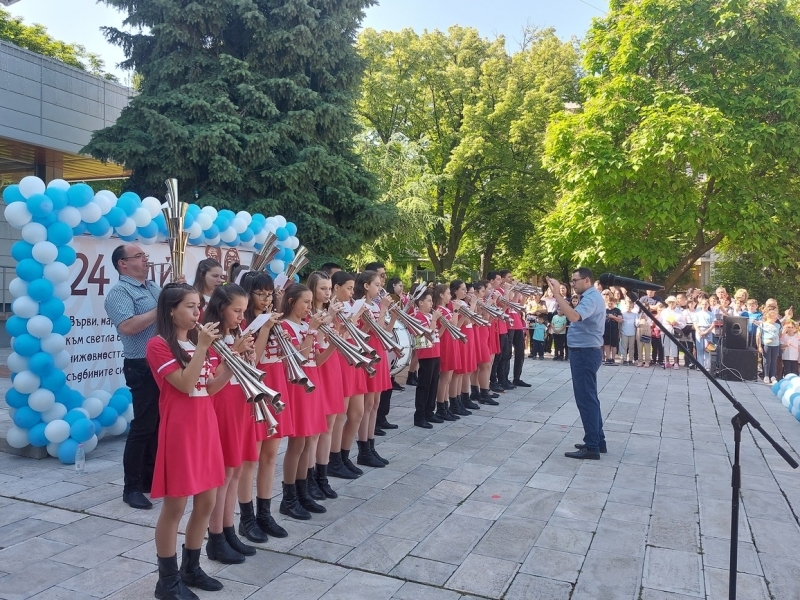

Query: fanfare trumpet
[434,312,468,344]
[389,304,434,340]
[497,296,525,315]
[284,246,310,283]
[336,313,380,360]
[512,284,541,297]
[362,311,405,356]
[478,301,506,320]
[275,333,316,392]
[250,231,279,271]
[319,324,377,376]
[210,339,283,436]
[162,179,190,281]
[457,305,490,327]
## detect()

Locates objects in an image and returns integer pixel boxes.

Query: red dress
[281,320,327,437]
[359,301,392,393]
[438,306,463,373]
[146,337,225,498]
[316,337,345,414]
[456,323,477,374]
[488,318,501,355]
[257,332,292,439]
[475,324,491,364]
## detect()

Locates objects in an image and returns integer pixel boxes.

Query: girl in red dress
[192,258,224,312]
[434,283,464,421]
[145,283,229,599]
[473,281,499,406]
[202,284,257,565]
[237,272,288,543]
[279,284,329,520]
[328,271,368,479]
[353,270,394,468]
[449,279,474,417]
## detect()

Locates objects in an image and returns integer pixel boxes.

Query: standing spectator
[603,292,622,365]
[693,296,715,370]
[757,309,782,384]
[525,294,540,357]
[637,311,651,367]
[650,304,664,366]
[660,296,685,370]
[531,315,547,359]
[551,307,568,360]
[619,299,637,365]
[742,299,762,348]
[542,287,558,354]
[780,321,800,377]
[732,289,749,316]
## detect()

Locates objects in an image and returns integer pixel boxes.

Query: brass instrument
[275,332,315,392]
[497,296,525,315]
[389,304,434,340]
[337,313,380,360]
[403,282,431,313]
[434,310,469,344]
[319,324,377,376]
[512,284,542,297]
[362,311,405,356]
[250,231,279,271]
[284,246,310,283]
[478,301,506,320]
[457,305,490,327]
[162,179,190,281]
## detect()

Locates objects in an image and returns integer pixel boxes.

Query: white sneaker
[764,377,771,384]
[771,377,778,384]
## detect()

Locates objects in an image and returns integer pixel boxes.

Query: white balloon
[231,218,247,234]
[195,212,213,230]
[82,434,99,453]
[99,229,113,240]
[116,218,137,236]
[21,222,48,244]
[54,282,71,301]
[139,236,157,246]
[41,333,66,354]
[47,179,70,191]
[44,419,71,443]
[43,262,70,284]
[5,201,33,228]
[32,241,58,265]
[13,370,40,394]
[265,217,278,229]
[254,230,269,245]
[6,426,30,449]
[96,428,106,441]
[91,390,112,407]
[269,259,285,273]
[220,227,237,243]
[82,396,103,419]
[200,206,218,220]
[141,196,162,218]
[274,215,287,227]
[122,404,134,422]
[8,407,15,420]
[19,176,46,199]
[9,278,28,299]
[236,211,252,225]
[96,189,117,202]
[73,407,90,419]
[205,235,220,247]
[287,236,300,250]
[46,441,60,457]
[7,352,29,373]
[93,193,114,215]
[28,388,55,412]
[27,315,53,338]
[188,222,203,238]
[41,403,67,424]
[58,206,82,228]
[79,202,102,224]
[54,350,71,370]
[132,207,152,227]
[108,416,128,435]
[12,296,39,319]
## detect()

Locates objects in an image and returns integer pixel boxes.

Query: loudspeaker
[719,347,758,381]
[723,315,748,350]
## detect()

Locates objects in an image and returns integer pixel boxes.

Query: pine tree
[84,0,386,255]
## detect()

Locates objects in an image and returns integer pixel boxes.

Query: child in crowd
[531,314,547,359]
[637,311,651,367]
[780,320,800,377]
[757,309,782,384]
[692,296,715,370]
[603,292,622,365]
[619,298,638,365]
[551,307,567,360]
[742,298,762,347]
[650,304,664,366]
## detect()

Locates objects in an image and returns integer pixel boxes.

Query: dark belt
[568,346,602,352]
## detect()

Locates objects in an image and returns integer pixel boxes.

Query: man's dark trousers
[568,347,605,451]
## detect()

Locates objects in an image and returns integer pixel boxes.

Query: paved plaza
[1,358,800,600]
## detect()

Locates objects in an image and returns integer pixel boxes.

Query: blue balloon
[53,315,72,335]
[116,192,141,216]
[275,227,289,241]
[17,258,44,282]
[92,418,103,436]
[213,216,229,232]
[34,213,58,227]
[13,333,41,357]
[116,387,133,400]
[137,222,158,238]
[28,423,49,447]
[182,211,195,229]
[39,297,65,320]
[5,389,29,409]
[154,214,168,233]
[239,228,254,243]
[6,316,28,338]
[26,193,54,218]
[188,235,205,246]
[45,187,69,211]
[204,224,219,239]
[28,278,54,302]
[54,385,71,405]
[72,222,87,236]
[87,217,111,237]
[119,233,138,243]
[249,219,264,235]
[11,241,34,262]
[107,207,127,228]
[47,222,73,246]
[281,248,295,262]
[56,245,77,266]
[64,409,87,426]
[108,395,130,415]
[58,438,79,464]
[187,203,201,215]
[294,274,300,283]
[29,352,54,376]
[286,222,297,236]
[41,369,66,392]
[219,209,236,221]
[14,405,41,429]
[67,183,94,207]
[2,184,25,203]
[70,418,95,443]
[63,391,84,412]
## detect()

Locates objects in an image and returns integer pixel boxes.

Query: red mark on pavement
[491,494,501,499]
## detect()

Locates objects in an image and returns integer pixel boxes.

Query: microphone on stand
[598,273,664,292]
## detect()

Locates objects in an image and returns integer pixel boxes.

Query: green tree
[83,0,386,256]
[713,251,800,310]
[0,8,117,80]
[543,0,800,290]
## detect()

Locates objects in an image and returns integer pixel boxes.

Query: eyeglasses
[570,277,585,283]
[252,291,273,299]
[121,252,148,261]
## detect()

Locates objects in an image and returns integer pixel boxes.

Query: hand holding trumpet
[196,322,221,349]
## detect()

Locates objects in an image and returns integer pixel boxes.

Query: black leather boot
[205,530,245,564]
[407,371,418,386]
[436,402,456,421]
[463,391,480,410]
[479,389,500,406]
[369,438,389,465]
[306,467,326,501]
[238,501,268,543]
[452,396,472,416]
[356,440,385,468]
[279,482,311,520]
[180,545,222,591]
[341,448,364,475]
[296,478,326,514]
[327,450,358,479]
[223,525,256,556]
[425,410,444,424]
[156,554,198,600]
[256,497,287,538]
[445,399,461,420]
[315,464,338,499]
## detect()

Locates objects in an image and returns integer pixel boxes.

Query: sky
[4,0,608,83]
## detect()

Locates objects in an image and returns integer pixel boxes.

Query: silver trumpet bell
[337,313,380,361]
[435,312,469,344]
[497,296,526,315]
[390,304,434,340]
[478,301,506,320]
[276,333,316,393]
[457,305,490,327]
[319,324,377,377]
[362,311,405,356]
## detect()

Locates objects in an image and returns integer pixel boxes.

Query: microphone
[598,273,664,292]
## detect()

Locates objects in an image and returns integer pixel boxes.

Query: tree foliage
[713,251,800,310]
[0,8,117,80]
[543,0,800,290]
[83,0,387,256]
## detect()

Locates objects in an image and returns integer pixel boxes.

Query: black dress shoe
[377,417,399,430]
[574,443,607,453]
[490,383,505,393]
[414,419,433,429]
[513,379,531,388]
[392,381,405,392]
[425,412,444,424]
[501,382,516,390]
[565,447,601,460]
[374,427,386,436]
[123,490,153,510]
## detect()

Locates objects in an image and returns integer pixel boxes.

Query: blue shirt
[104,275,161,359]
[532,322,547,341]
[568,286,606,348]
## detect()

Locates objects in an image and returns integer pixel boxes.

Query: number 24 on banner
[71,253,111,296]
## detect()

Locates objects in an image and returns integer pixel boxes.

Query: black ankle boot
[180,545,222,592]
[369,438,389,465]
[461,392,480,411]
[453,396,472,416]
[327,451,358,479]
[425,410,444,424]
[407,371,418,386]
[306,467,326,501]
[315,463,338,499]
[256,497,287,538]
[446,399,461,420]
[206,530,245,564]
[156,554,198,600]
[470,385,480,399]
[296,478,326,513]
[436,402,456,421]
[341,448,364,475]
[279,482,311,520]
[479,389,499,405]
[223,525,256,556]
[356,440,385,468]
[238,501,268,543]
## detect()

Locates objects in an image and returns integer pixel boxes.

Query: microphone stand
[626,290,797,600]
